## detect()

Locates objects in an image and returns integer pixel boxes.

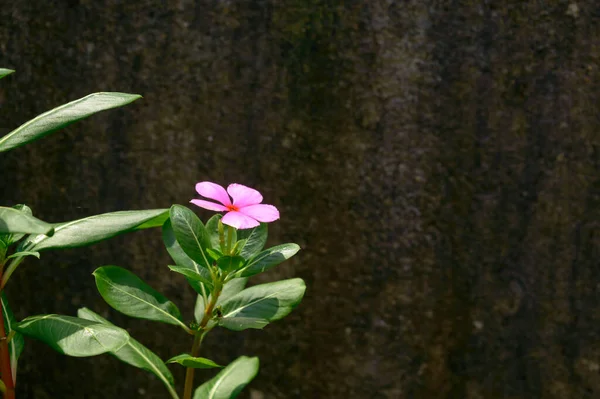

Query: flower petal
[196,182,231,206]
[238,204,280,223]
[190,199,229,212]
[227,183,263,207]
[222,211,260,229]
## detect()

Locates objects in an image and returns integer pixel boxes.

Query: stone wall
[1,1,599,398]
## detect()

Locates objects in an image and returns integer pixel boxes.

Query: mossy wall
[1,1,599,398]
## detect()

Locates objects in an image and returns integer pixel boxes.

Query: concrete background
[1,1,599,398]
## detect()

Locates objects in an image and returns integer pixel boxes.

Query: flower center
[226,204,239,212]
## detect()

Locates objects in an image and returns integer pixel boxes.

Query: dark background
[1,1,599,398]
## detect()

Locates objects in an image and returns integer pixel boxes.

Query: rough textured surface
[1,1,599,398]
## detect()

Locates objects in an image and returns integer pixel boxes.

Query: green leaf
[206,248,223,262]
[2,294,24,381]
[0,206,54,236]
[77,308,176,391]
[194,295,206,324]
[229,239,246,256]
[237,244,300,278]
[217,278,249,306]
[24,209,168,251]
[0,69,14,80]
[218,318,269,331]
[205,214,223,250]
[219,278,306,331]
[14,314,129,357]
[216,256,245,273]
[194,356,259,399]
[169,205,211,268]
[0,205,33,247]
[168,266,213,288]
[194,278,248,323]
[205,215,239,252]
[163,219,213,293]
[167,354,222,369]
[163,219,203,269]
[0,92,141,153]
[236,223,267,259]
[188,279,211,299]
[5,251,40,261]
[93,266,187,330]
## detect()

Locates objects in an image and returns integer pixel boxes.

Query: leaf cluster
[0,69,168,396]
[0,68,305,399]
[15,206,304,398]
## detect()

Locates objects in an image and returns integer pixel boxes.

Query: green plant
[1,69,305,399]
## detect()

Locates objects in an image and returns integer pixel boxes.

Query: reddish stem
[0,293,15,399]
[182,284,222,399]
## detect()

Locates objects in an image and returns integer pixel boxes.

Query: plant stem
[226,226,233,255]
[182,282,222,399]
[218,220,225,253]
[0,288,15,399]
[182,334,203,399]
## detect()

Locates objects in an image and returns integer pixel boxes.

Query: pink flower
[190,182,280,229]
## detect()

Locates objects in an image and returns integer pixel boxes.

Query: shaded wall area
[1,1,599,398]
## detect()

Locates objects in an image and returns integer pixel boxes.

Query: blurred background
[1,1,599,398]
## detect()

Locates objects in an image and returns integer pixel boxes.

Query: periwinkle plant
[0,69,305,399]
